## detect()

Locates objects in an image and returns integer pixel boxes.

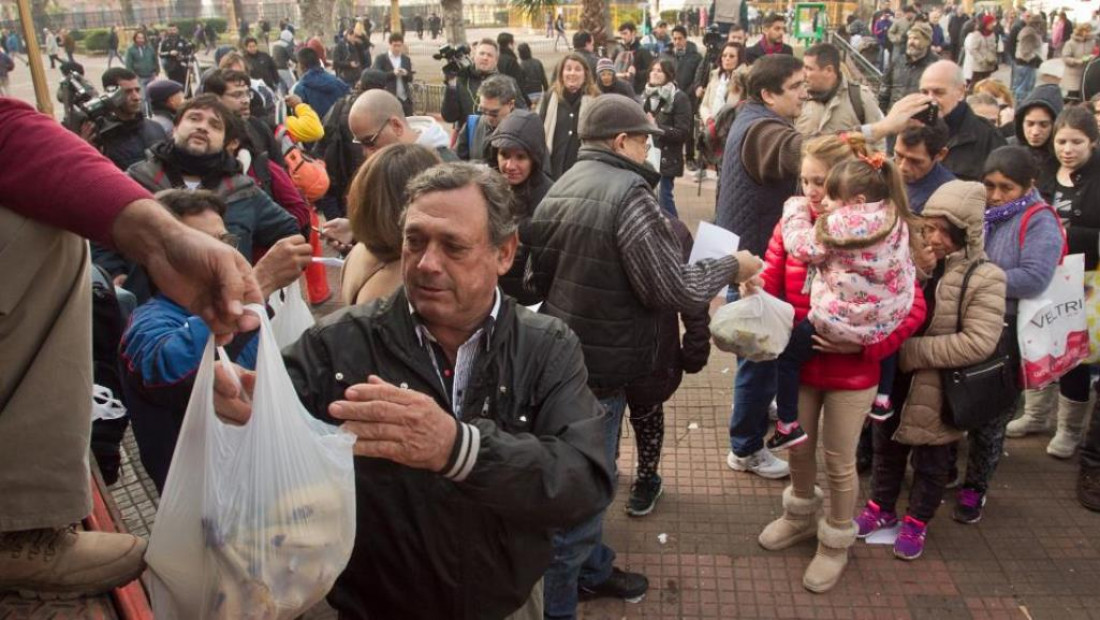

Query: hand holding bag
[146,304,356,619]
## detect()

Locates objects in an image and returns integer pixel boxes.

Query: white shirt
[389,52,407,100]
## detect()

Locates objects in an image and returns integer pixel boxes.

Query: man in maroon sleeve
[0,97,263,598]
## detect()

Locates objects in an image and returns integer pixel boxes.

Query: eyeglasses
[352,120,390,149]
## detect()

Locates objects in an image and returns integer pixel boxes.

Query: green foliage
[659,10,679,24]
[510,0,559,21]
[81,28,111,52]
[69,28,86,41]
[162,17,228,36]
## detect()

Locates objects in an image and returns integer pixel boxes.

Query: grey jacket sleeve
[449,326,615,530]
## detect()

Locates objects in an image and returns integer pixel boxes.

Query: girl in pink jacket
[768,152,917,450]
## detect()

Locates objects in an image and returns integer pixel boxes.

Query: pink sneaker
[893,515,927,560]
[855,500,898,538]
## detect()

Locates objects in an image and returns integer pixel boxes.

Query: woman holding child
[752,133,926,593]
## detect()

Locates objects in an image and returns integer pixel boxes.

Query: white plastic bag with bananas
[146,304,356,619]
[711,290,796,361]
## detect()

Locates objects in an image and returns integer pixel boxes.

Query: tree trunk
[390,0,400,33]
[580,0,608,49]
[31,0,52,30]
[441,0,465,45]
[119,0,135,26]
[300,0,336,43]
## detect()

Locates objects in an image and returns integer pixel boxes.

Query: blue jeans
[544,393,625,619]
[1013,64,1036,105]
[658,176,678,218]
[726,288,778,457]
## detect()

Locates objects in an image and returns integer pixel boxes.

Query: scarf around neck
[643,82,676,112]
[983,188,1042,235]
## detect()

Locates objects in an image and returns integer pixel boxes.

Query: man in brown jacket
[858,180,1006,559]
[796,42,885,151]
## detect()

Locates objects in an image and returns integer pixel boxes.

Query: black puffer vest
[526,147,659,393]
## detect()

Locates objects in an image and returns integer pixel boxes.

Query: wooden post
[15,0,53,116]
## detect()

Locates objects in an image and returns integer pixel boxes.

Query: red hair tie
[858,151,887,171]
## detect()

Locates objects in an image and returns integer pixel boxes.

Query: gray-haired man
[215,162,613,620]
[457,73,518,162]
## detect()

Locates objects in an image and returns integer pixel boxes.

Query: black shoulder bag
[940,260,1019,430]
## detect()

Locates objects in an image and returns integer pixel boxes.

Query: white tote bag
[146,304,356,619]
[1017,253,1089,389]
[710,291,796,361]
[268,278,315,349]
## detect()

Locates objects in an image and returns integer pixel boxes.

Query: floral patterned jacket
[781,196,916,346]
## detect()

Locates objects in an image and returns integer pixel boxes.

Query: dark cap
[146,79,184,105]
[579,94,663,140]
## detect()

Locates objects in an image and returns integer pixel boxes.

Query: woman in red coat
[750,133,927,593]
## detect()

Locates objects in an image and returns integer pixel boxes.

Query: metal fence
[412,81,447,116]
[831,30,883,92]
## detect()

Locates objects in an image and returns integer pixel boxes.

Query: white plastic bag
[646,136,661,172]
[146,304,356,620]
[1018,253,1089,389]
[268,278,315,349]
[711,291,795,361]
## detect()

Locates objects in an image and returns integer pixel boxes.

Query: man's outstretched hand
[112,199,264,343]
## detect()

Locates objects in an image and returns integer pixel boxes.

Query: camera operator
[441,38,523,127]
[158,24,193,85]
[79,68,168,171]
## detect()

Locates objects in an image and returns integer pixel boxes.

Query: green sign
[793,2,827,43]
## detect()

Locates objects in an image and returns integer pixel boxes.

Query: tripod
[182,54,203,98]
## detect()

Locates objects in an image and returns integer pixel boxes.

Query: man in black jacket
[214,162,614,620]
[333,29,370,86]
[879,22,936,111]
[442,38,509,127]
[745,13,794,64]
[573,31,600,76]
[243,36,278,91]
[920,60,1007,180]
[373,32,415,116]
[612,22,653,95]
[93,67,168,171]
[496,32,530,107]
[526,94,762,618]
[664,26,704,169]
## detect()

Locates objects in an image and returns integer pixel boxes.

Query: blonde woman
[341,144,440,305]
[538,52,600,178]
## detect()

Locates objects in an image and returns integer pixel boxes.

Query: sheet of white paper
[689,222,740,299]
[864,523,900,545]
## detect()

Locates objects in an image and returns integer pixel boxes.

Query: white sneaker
[726,449,790,479]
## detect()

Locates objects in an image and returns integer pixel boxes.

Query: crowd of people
[1,3,1100,618]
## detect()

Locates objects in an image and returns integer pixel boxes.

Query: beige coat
[1061,35,1095,93]
[795,76,885,152]
[895,181,1007,446]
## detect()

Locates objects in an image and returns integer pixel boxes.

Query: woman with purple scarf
[949,145,1065,525]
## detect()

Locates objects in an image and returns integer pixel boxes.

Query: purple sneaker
[855,500,898,538]
[893,516,927,560]
[952,487,986,524]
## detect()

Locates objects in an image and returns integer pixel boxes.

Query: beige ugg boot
[1047,395,1092,458]
[759,486,823,551]
[803,519,858,594]
[1006,385,1057,437]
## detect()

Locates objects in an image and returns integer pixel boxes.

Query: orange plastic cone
[306,209,332,306]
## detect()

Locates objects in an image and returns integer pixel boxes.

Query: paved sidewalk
[92,177,1100,620]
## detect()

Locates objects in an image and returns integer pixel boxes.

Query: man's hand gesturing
[330,375,459,472]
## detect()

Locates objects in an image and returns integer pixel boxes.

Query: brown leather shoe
[0,526,146,599]
[1079,466,1100,512]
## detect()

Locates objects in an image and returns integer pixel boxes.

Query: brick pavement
[99,177,1100,620]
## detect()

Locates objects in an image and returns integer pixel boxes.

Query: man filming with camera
[441,38,522,129]
[74,67,168,172]
[158,24,193,86]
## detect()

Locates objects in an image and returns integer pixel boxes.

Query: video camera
[434,43,471,76]
[702,24,725,55]
[57,62,126,139]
